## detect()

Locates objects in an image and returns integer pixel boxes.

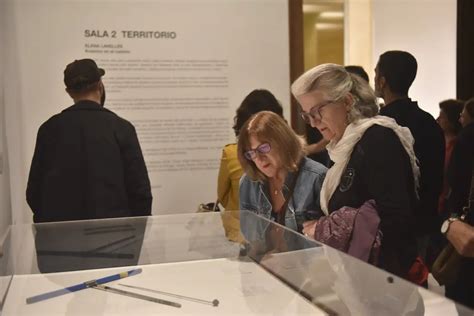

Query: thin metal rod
[118,283,219,307]
[93,284,181,308]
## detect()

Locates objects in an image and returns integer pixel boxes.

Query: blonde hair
[237,111,306,181]
[291,63,378,123]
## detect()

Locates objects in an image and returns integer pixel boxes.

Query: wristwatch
[440,217,459,235]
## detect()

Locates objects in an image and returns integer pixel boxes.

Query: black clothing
[445,122,474,309]
[26,100,152,223]
[380,98,445,235]
[447,122,474,214]
[328,125,418,278]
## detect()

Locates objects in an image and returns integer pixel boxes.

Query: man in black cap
[26,58,152,222]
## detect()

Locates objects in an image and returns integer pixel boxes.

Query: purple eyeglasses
[244,142,271,160]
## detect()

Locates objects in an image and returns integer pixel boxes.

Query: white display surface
[2,212,472,315]
[2,259,322,315]
[3,0,290,223]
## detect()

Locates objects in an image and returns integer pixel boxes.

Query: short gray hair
[291,63,378,122]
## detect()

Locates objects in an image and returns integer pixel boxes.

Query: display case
[0,211,472,315]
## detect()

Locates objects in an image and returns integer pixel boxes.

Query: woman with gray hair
[292,63,420,279]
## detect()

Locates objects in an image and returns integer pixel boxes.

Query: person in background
[436,99,464,214]
[345,65,370,83]
[239,111,326,246]
[305,126,330,166]
[375,51,445,261]
[459,97,474,128]
[217,89,283,242]
[443,98,474,309]
[27,59,152,222]
[427,99,465,268]
[293,63,419,279]
[305,65,370,166]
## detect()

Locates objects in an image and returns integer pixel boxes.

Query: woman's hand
[302,220,318,239]
[447,221,474,257]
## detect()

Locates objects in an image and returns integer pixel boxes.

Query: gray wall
[372,0,456,117]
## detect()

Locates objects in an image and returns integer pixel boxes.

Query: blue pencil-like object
[26,268,142,304]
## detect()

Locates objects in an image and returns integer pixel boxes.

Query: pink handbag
[314,200,382,264]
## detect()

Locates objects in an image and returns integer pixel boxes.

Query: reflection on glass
[241,210,473,315]
[34,218,147,273]
[0,212,472,315]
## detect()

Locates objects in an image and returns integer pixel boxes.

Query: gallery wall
[372,0,456,117]
[0,0,458,227]
[3,0,290,224]
[345,0,372,83]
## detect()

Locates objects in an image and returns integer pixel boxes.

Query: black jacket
[447,122,474,214]
[380,98,445,235]
[26,100,152,222]
[445,122,474,308]
[328,125,418,277]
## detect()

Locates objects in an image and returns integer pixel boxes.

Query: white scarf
[320,115,420,215]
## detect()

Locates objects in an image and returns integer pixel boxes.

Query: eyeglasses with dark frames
[244,142,271,160]
[300,99,336,124]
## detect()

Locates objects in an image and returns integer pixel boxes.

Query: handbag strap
[276,161,303,226]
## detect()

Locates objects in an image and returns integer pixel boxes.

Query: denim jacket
[239,157,327,242]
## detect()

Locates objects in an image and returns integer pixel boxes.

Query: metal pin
[93,284,181,308]
[119,283,219,307]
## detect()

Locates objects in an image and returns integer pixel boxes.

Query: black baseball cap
[64,59,105,90]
